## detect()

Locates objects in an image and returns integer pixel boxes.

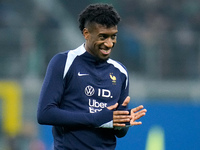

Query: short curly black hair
[78,3,121,33]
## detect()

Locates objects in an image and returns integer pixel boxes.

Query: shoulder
[107,59,128,77]
[62,45,86,78]
[50,44,86,67]
[48,52,68,68]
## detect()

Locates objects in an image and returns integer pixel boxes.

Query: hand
[107,96,131,127]
[130,105,147,126]
[120,96,147,126]
[107,96,147,127]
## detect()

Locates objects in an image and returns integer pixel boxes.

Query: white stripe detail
[107,59,128,89]
[63,44,86,78]
[100,120,113,128]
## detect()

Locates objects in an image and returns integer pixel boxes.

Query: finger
[131,105,144,113]
[107,103,118,110]
[134,112,146,120]
[122,96,130,106]
[130,109,146,123]
[137,108,147,115]
[113,111,131,123]
[113,114,131,119]
[130,121,142,126]
[113,114,131,120]
[113,118,131,123]
[113,123,126,127]
[134,109,147,117]
[113,110,130,115]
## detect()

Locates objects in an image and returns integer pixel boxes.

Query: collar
[80,43,109,64]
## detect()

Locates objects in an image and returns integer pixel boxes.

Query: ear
[83,28,89,40]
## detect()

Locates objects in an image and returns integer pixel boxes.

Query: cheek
[93,41,102,48]
[88,37,97,46]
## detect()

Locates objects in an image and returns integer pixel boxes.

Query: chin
[100,56,110,61]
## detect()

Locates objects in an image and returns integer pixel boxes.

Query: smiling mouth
[100,49,111,55]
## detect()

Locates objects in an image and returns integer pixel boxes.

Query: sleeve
[37,53,113,127]
[114,69,130,138]
[116,65,129,111]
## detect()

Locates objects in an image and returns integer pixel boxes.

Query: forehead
[89,23,118,34]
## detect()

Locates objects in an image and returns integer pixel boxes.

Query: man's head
[79,3,121,33]
[78,3,121,61]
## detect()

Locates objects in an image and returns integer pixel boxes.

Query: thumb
[122,96,130,106]
[107,103,118,110]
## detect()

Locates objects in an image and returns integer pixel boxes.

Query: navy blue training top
[37,44,129,150]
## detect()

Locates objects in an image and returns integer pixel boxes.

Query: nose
[104,38,114,48]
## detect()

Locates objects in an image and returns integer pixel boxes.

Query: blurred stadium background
[0,0,200,149]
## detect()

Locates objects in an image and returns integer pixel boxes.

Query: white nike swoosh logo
[78,72,89,76]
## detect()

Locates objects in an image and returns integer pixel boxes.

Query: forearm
[114,97,130,137]
[37,105,113,128]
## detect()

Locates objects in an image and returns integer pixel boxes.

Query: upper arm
[37,53,67,122]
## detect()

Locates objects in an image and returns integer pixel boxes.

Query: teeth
[100,49,110,54]
[101,49,108,51]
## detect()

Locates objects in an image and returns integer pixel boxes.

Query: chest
[66,59,123,99]
[61,58,126,112]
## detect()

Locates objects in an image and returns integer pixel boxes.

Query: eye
[111,34,117,40]
[99,34,117,40]
[99,34,107,40]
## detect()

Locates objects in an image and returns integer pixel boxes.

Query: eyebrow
[98,32,118,36]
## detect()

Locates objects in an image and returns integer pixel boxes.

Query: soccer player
[37,3,147,150]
